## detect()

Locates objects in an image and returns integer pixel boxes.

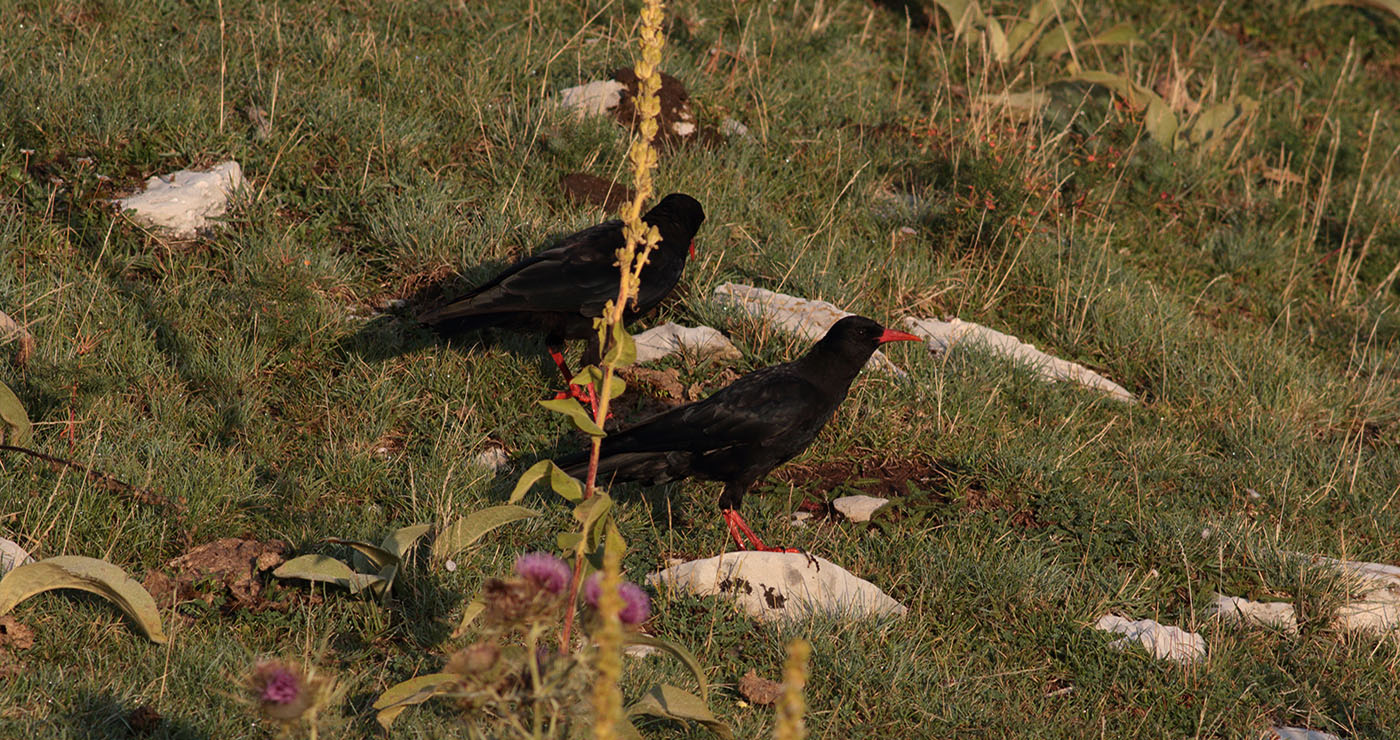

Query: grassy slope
[2,0,1398,737]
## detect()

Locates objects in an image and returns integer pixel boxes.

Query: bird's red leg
[548,347,603,417]
[721,510,803,554]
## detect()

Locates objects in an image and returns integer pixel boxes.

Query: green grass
[3,0,1400,737]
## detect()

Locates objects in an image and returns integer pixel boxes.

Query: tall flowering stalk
[558,0,668,651]
[774,640,812,740]
[588,529,628,739]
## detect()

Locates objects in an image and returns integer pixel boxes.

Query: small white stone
[1270,727,1343,740]
[832,495,889,523]
[1093,614,1205,664]
[0,537,34,574]
[903,316,1136,404]
[719,118,750,138]
[115,161,245,238]
[1209,593,1297,633]
[557,80,624,117]
[712,283,905,375]
[647,551,907,623]
[672,121,696,137]
[633,322,741,365]
[444,559,457,572]
[1246,488,1261,500]
[790,512,814,528]
[623,643,662,659]
[471,447,509,472]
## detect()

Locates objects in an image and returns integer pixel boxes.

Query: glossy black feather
[417,193,704,344]
[559,316,896,511]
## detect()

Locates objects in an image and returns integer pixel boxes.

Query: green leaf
[557,531,584,552]
[0,380,31,447]
[432,505,540,560]
[272,554,385,594]
[323,538,396,571]
[572,493,613,552]
[929,0,985,41]
[510,460,583,503]
[0,556,167,643]
[1035,19,1079,59]
[1083,21,1140,48]
[1144,99,1180,149]
[624,634,711,699]
[603,322,637,368]
[570,366,604,389]
[1187,99,1256,148]
[538,398,605,437]
[450,598,486,638]
[627,684,733,739]
[617,720,647,740]
[380,523,433,562]
[1301,0,1400,20]
[985,16,1009,62]
[372,673,461,729]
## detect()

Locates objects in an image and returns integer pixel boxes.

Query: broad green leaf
[570,366,604,389]
[627,684,733,739]
[0,556,167,643]
[450,598,486,638]
[538,398,605,437]
[372,673,461,729]
[617,720,647,740]
[371,562,400,603]
[572,493,613,544]
[510,460,582,503]
[603,322,637,368]
[1035,20,1079,59]
[1083,22,1140,48]
[624,633,711,699]
[324,538,396,570]
[1144,99,1180,149]
[1187,99,1256,147]
[0,380,31,447]
[930,0,984,40]
[985,16,1009,62]
[432,505,540,560]
[557,531,584,552]
[1301,0,1400,20]
[272,554,385,594]
[380,523,433,562]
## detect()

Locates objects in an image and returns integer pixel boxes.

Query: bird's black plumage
[416,193,705,346]
[559,316,920,515]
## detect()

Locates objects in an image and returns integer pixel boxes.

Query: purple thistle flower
[514,552,572,594]
[618,582,651,625]
[583,571,602,606]
[260,666,301,705]
[583,572,651,625]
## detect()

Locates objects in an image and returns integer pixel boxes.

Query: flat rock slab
[1210,593,1297,633]
[1093,614,1205,664]
[1293,553,1400,634]
[633,322,741,365]
[1271,728,1343,740]
[832,495,888,522]
[647,552,907,623]
[904,316,1135,403]
[557,80,625,117]
[712,283,905,375]
[116,161,244,238]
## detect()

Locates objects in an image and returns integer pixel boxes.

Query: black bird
[559,315,923,551]
[417,193,705,407]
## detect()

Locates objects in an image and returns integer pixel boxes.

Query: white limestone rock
[719,117,750,138]
[647,551,907,623]
[558,80,625,117]
[633,322,741,365]
[1293,553,1400,634]
[115,161,244,238]
[712,283,907,375]
[1093,614,1205,664]
[1210,593,1297,633]
[471,447,509,473]
[1270,728,1343,740]
[903,316,1135,403]
[0,537,33,574]
[832,495,888,523]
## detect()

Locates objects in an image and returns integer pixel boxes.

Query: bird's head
[817,315,922,365]
[646,193,706,259]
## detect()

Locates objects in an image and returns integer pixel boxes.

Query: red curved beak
[689,240,696,259]
[877,328,922,344]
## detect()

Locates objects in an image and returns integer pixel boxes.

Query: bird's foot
[551,383,605,418]
[721,510,808,559]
